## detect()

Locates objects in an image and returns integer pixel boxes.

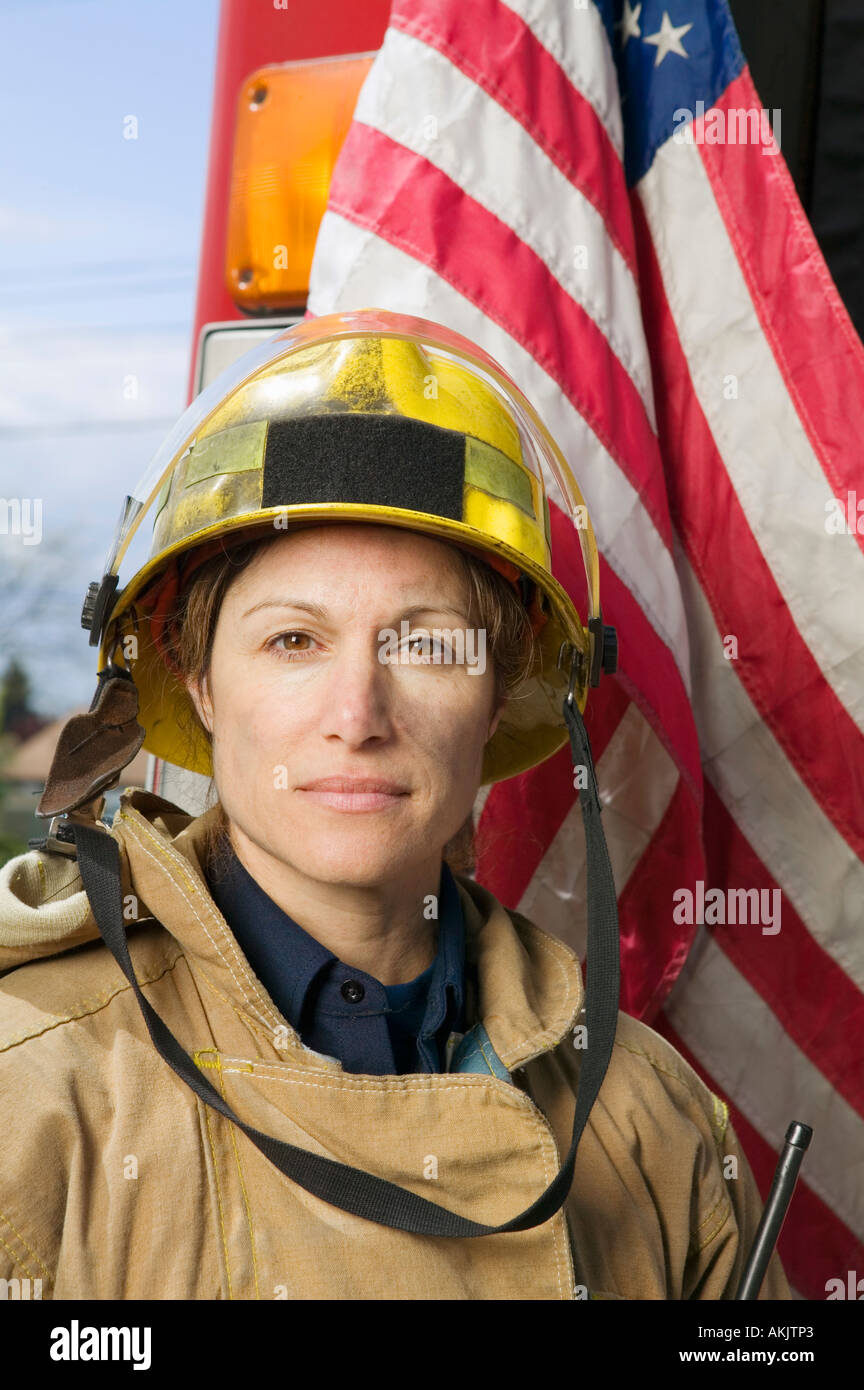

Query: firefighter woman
[0,308,789,1299]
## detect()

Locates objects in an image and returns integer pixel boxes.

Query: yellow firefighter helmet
[77,307,615,793]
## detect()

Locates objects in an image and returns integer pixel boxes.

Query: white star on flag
[616,0,642,45]
[644,11,693,66]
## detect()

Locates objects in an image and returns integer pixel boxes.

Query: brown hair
[158,530,538,878]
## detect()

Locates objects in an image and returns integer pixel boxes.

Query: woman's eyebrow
[242,598,329,620]
[241,599,471,622]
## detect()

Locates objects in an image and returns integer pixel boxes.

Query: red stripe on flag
[618,776,705,1021]
[704,781,864,1121]
[548,496,703,800]
[477,503,705,1016]
[390,0,637,271]
[702,70,864,561]
[593,550,702,802]
[655,1015,864,1301]
[476,675,630,906]
[631,187,864,861]
[327,122,674,550]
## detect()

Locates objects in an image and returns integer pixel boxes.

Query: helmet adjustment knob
[81,580,101,631]
[80,574,120,647]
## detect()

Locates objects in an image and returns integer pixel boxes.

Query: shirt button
[341,979,365,1003]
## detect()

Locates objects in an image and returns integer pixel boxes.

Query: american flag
[305,0,864,1299]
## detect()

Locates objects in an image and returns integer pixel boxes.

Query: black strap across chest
[71,697,619,1239]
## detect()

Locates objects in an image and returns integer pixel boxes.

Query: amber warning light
[226,53,375,311]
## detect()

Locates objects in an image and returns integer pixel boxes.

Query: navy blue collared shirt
[205,848,467,1076]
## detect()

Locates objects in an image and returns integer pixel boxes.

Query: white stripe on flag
[664,929,864,1242]
[308,211,692,687]
[501,0,623,157]
[674,533,864,987]
[638,138,864,733]
[517,703,679,957]
[354,28,655,419]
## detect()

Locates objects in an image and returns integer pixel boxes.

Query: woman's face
[187,524,505,888]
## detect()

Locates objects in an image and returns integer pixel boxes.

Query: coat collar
[203,839,466,1067]
[111,787,584,1072]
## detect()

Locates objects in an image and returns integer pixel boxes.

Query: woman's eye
[269,631,316,659]
[267,630,455,663]
[403,632,452,661]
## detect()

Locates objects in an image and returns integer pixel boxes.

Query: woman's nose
[319,635,394,745]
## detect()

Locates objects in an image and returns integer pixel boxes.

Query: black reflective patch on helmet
[260,414,466,521]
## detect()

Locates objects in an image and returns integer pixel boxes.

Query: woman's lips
[297,779,409,813]
[299,789,407,811]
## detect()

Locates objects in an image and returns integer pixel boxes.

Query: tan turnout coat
[0,788,790,1300]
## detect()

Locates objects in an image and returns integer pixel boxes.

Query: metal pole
[736,1121,813,1300]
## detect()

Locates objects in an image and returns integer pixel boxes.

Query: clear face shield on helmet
[41,306,616,830]
[84,309,607,692]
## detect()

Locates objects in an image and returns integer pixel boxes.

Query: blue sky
[0,0,219,714]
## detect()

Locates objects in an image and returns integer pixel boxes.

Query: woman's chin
[273,833,414,886]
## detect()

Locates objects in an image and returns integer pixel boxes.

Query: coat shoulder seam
[610,1038,735,1249]
[612,1035,730,1146]
[0,945,184,1056]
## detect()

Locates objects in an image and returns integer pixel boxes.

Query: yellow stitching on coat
[0,1207,52,1282]
[528,1079,569,1300]
[691,1195,732,1253]
[0,1231,38,1280]
[613,1038,708,1106]
[506,1062,562,1298]
[195,1048,251,1075]
[121,817,282,1033]
[614,1042,737,1194]
[194,1048,259,1297]
[599,1040,736,1252]
[0,1219,38,1279]
[201,1098,233,1301]
[478,1037,500,1074]
[195,964,298,1054]
[216,1064,541,1115]
[0,950,185,1054]
[214,1059,261,1301]
[118,812,199,895]
[692,1188,729,1234]
[504,920,582,1056]
[122,815,256,981]
[163,953,284,1061]
[122,813,267,1003]
[534,1099,568,1301]
[712,1093,729,1142]
[221,1058,573,1298]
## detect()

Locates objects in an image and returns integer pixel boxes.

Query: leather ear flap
[36,671,146,819]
